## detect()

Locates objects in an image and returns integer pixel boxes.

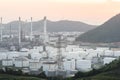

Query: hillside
[0,74,45,80]
[74,58,120,80]
[3,20,96,35]
[76,13,120,43]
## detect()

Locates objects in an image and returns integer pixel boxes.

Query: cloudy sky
[0,0,120,25]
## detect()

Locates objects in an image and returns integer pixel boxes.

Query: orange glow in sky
[0,0,120,25]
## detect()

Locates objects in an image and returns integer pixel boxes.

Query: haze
[0,0,120,25]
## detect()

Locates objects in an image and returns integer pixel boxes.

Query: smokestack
[30,17,33,41]
[18,17,21,45]
[43,16,47,44]
[0,17,3,42]
[10,24,12,38]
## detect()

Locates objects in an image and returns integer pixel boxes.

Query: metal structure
[57,35,63,70]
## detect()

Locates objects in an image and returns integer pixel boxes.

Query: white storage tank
[79,51,87,59]
[29,47,40,54]
[71,59,76,70]
[7,52,19,59]
[61,48,66,53]
[72,48,84,52]
[66,45,79,52]
[96,47,109,51]
[2,59,13,67]
[85,49,98,59]
[20,48,29,52]
[51,64,58,70]
[18,52,29,57]
[42,51,48,58]
[46,46,54,51]
[114,51,120,57]
[14,60,22,67]
[86,53,98,60]
[23,61,29,67]
[36,46,43,52]
[0,53,7,60]
[31,53,42,60]
[63,59,76,71]
[76,59,92,72]
[103,57,116,65]
[14,57,29,68]
[104,50,114,56]
[42,60,58,71]
[43,64,49,71]
[29,59,41,71]
[94,50,104,56]
[66,52,81,59]
[43,63,58,71]
[63,60,71,71]
[48,51,57,59]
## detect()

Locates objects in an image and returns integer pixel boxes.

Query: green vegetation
[0,74,43,80]
[74,57,120,80]
[0,67,47,80]
[76,13,120,43]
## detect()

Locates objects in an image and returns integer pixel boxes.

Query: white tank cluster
[0,46,120,77]
[2,59,13,67]
[2,16,118,77]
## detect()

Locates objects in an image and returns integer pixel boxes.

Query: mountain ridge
[2,19,96,35]
[76,13,120,43]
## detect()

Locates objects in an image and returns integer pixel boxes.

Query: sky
[0,0,120,25]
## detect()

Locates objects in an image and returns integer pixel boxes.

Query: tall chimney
[30,17,33,41]
[10,24,12,38]
[18,17,21,45]
[0,17,3,42]
[43,16,47,45]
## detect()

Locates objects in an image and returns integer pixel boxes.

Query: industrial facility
[0,17,119,78]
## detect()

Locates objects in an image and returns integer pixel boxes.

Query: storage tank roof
[15,57,29,61]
